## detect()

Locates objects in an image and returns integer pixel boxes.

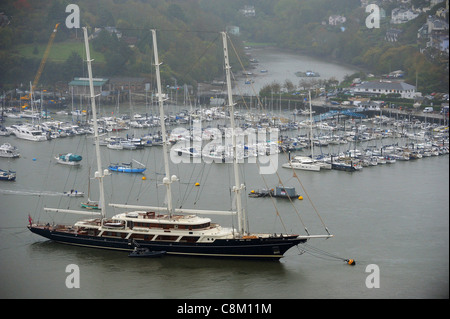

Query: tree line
[1,0,448,94]
[0,0,246,91]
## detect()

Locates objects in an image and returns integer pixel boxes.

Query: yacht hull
[108,166,146,173]
[28,225,305,260]
[282,162,321,171]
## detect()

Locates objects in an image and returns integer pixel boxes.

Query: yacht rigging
[27,29,332,260]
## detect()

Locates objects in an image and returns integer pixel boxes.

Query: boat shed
[69,77,109,96]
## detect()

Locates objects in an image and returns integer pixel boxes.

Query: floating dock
[249,186,300,199]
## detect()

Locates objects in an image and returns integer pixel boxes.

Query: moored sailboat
[27,29,332,260]
[282,156,321,171]
[282,91,327,172]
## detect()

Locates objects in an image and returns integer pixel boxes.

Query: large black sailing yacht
[28,28,332,260]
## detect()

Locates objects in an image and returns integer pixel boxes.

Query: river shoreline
[250,45,369,77]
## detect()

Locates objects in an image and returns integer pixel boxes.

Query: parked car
[423,107,434,113]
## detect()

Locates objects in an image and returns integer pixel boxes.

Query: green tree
[0,26,13,49]
[63,51,83,80]
[167,3,186,22]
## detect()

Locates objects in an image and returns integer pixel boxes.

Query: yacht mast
[221,32,246,236]
[309,90,314,159]
[152,29,175,217]
[83,27,107,219]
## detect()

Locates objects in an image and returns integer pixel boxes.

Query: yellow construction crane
[21,23,60,101]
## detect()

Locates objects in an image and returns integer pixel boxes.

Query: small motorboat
[56,153,82,166]
[0,169,16,181]
[128,247,166,258]
[248,189,271,198]
[0,143,20,158]
[63,190,85,197]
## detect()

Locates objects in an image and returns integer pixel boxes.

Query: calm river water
[237,46,358,95]
[0,49,448,301]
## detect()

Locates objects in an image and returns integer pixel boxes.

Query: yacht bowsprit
[27,29,332,260]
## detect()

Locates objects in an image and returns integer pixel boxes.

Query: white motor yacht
[6,124,47,141]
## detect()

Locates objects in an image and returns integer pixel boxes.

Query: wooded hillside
[0,0,448,93]
[0,0,245,90]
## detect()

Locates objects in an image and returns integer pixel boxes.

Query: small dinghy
[128,247,166,258]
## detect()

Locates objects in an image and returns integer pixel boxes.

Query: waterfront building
[351,81,419,99]
[69,77,109,96]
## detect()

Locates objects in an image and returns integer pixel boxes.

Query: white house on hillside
[391,8,419,24]
[329,15,346,25]
[239,5,255,17]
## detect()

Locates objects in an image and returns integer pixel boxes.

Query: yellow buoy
[298,196,303,200]
[142,176,146,180]
[195,182,200,186]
